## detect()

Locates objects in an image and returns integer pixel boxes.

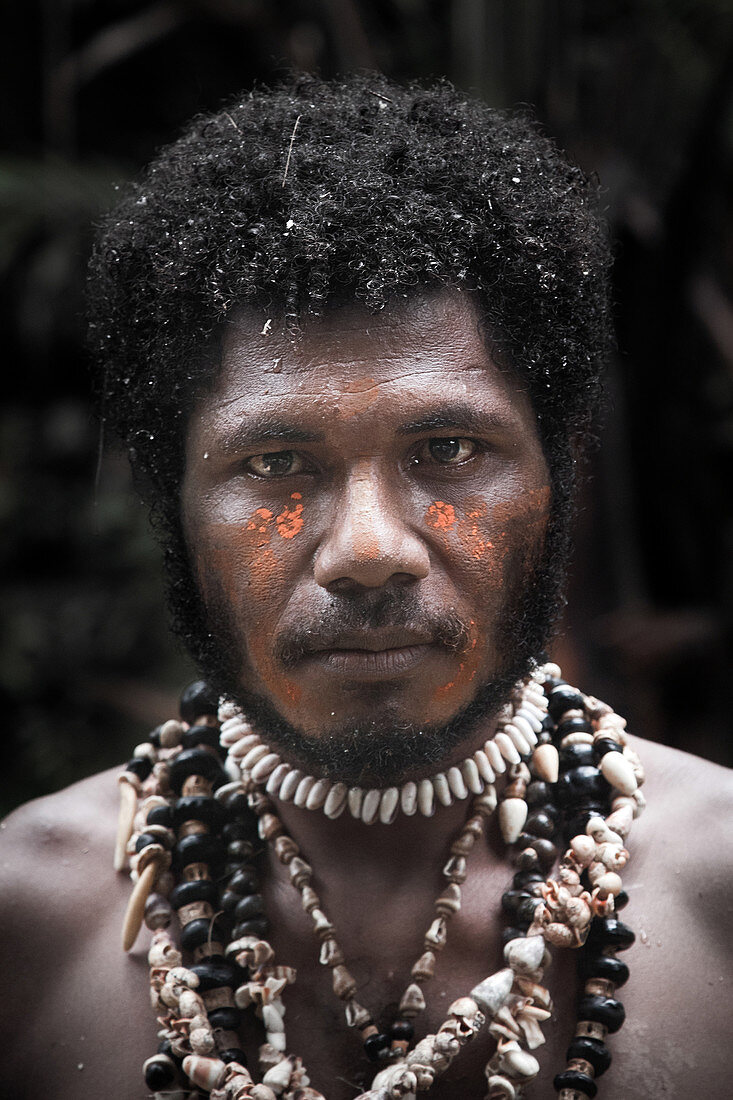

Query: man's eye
[245,451,305,477]
[424,438,478,465]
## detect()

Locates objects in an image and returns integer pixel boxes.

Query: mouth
[300,629,440,680]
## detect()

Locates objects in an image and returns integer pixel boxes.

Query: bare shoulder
[0,768,120,912]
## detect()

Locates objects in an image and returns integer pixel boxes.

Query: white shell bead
[279,769,304,802]
[471,967,514,1016]
[512,714,538,746]
[600,751,638,795]
[484,739,506,774]
[432,772,453,807]
[503,723,531,755]
[516,705,543,731]
[473,750,495,784]
[499,797,528,844]
[361,789,381,825]
[494,732,521,765]
[417,779,435,817]
[504,934,545,972]
[447,766,468,799]
[240,743,270,772]
[250,752,282,783]
[400,781,418,816]
[219,722,252,747]
[293,775,316,808]
[305,778,331,811]
[379,787,400,824]
[265,762,290,796]
[324,782,348,819]
[348,787,364,818]
[461,758,484,795]
[499,1046,540,1080]
[229,733,261,759]
[223,756,241,782]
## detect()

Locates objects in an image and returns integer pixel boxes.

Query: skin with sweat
[0,291,731,1100]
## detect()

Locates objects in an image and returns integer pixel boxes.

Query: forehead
[190,289,537,438]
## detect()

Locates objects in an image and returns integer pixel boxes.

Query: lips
[299,628,439,680]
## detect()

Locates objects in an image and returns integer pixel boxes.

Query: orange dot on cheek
[276,493,304,540]
[426,500,456,531]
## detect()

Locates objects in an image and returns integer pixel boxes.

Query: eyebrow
[396,403,512,436]
[213,417,326,453]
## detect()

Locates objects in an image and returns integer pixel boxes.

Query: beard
[161,483,571,788]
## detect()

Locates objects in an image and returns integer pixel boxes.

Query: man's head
[88,74,611,783]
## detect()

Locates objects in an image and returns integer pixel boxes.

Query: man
[1,74,731,1100]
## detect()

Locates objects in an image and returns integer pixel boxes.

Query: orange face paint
[426,500,456,531]
[276,492,304,540]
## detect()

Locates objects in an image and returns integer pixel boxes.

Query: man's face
[181,290,552,782]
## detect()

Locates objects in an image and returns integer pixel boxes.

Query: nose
[313,461,430,591]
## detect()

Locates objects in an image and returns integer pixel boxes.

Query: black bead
[228,840,254,860]
[181,724,223,754]
[234,894,265,922]
[516,848,540,871]
[173,795,226,829]
[548,684,585,720]
[233,917,269,939]
[180,917,226,951]
[553,1068,597,1097]
[223,820,258,843]
[525,810,556,839]
[147,804,173,828]
[169,879,219,910]
[501,926,525,947]
[168,748,227,795]
[126,756,153,781]
[228,867,260,896]
[593,737,623,759]
[501,889,530,917]
[226,791,250,817]
[144,1057,176,1089]
[220,1048,248,1065]
[526,781,551,806]
[390,1020,414,1041]
[615,890,629,911]
[556,766,610,809]
[563,808,606,843]
[173,833,224,870]
[208,1006,242,1030]
[364,1032,391,1063]
[556,717,592,739]
[567,1035,612,1077]
[558,743,596,772]
[531,838,558,868]
[190,959,240,990]
[221,890,242,913]
[148,725,163,748]
[512,870,545,890]
[135,832,161,853]
[578,994,626,1033]
[580,952,630,988]
[516,896,542,927]
[157,1038,181,1064]
[585,917,635,952]
[180,680,219,724]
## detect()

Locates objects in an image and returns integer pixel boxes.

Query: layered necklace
[117,662,645,1100]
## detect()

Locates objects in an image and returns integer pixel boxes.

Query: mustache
[274,590,469,668]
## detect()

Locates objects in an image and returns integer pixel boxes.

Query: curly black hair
[88,71,611,513]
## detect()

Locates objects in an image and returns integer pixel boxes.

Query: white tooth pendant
[531,743,559,783]
[499,797,528,844]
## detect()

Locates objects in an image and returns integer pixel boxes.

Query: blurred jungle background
[3,0,733,815]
